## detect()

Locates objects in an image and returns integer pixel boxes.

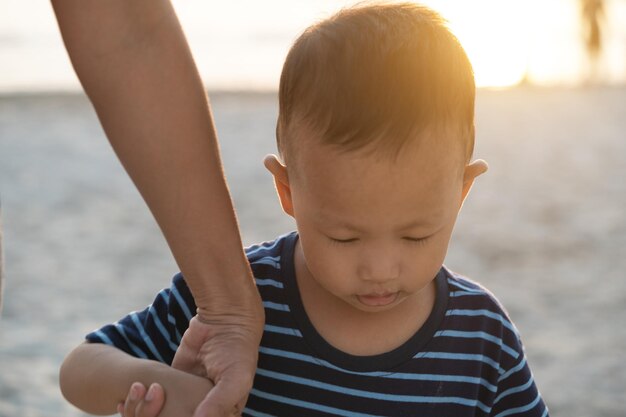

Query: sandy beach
[0,86,624,416]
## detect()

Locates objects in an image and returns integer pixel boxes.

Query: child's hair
[276,2,475,166]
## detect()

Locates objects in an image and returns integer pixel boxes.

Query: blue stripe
[434,330,520,359]
[390,373,496,392]
[166,313,182,343]
[255,278,284,288]
[251,256,281,269]
[450,290,484,298]
[264,325,302,337]
[243,408,275,417]
[246,239,282,257]
[446,309,519,336]
[93,329,114,345]
[541,407,549,417]
[130,313,166,363]
[493,393,542,417]
[249,388,385,417]
[148,308,179,352]
[255,368,491,412]
[447,279,483,293]
[160,289,183,344]
[170,285,193,321]
[114,323,148,359]
[499,357,527,382]
[415,351,505,374]
[494,377,535,404]
[259,347,505,378]
[259,347,387,375]
[258,347,385,375]
[259,346,316,363]
[263,301,290,312]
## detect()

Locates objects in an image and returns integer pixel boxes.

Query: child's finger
[123,382,147,417]
[136,383,166,417]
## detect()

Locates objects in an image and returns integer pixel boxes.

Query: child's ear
[264,154,295,217]
[460,159,488,208]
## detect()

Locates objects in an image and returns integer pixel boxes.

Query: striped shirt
[86,231,548,417]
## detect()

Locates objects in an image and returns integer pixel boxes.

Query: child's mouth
[357,292,399,307]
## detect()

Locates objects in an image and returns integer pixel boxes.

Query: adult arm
[50,1,264,415]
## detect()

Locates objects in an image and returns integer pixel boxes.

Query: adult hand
[116,312,261,417]
[172,312,263,417]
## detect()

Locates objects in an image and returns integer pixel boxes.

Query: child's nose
[357,253,400,284]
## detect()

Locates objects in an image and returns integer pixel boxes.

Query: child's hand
[117,382,165,417]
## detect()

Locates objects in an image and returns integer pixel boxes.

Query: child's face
[266,132,485,314]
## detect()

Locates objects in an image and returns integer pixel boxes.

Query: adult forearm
[51,0,260,311]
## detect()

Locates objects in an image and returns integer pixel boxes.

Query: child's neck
[294,241,437,356]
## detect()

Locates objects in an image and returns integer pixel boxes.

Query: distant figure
[580,0,605,81]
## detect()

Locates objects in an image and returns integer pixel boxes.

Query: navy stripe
[255,278,284,288]
[264,325,302,337]
[256,368,491,412]
[499,357,528,382]
[494,377,535,404]
[446,309,519,336]
[263,301,290,312]
[148,308,179,352]
[130,312,166,362]
[249,388,386,417]
[415,351,505,374]
[493,394,542,417]
[252,256,281,269]
[113,323,148,359]
[170,284,193,321]
[243,408,275,417]
[434,330,520,359]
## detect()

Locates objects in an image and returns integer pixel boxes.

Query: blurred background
[1,0,625,416]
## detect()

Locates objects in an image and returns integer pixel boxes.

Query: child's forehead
[291,144,462,235]
[287,125,467,179]
[291,133,463,203]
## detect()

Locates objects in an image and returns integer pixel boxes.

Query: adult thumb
[192,378,250,417]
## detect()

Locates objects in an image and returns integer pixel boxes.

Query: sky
[0,0,625,92]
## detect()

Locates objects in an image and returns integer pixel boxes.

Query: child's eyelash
[327,236,430,245]
[403,236,430,245]
[328,237,358,245]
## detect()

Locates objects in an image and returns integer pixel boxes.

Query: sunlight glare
[428,0,534,88]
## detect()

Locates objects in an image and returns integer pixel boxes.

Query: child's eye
[328,236,358,244]
[403,236,429,244]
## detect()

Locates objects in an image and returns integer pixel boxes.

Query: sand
[0,87,624,416]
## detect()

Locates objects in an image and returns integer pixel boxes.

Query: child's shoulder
[244,231,296,264]
[444,267,509,309]
[442,266,521,339]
